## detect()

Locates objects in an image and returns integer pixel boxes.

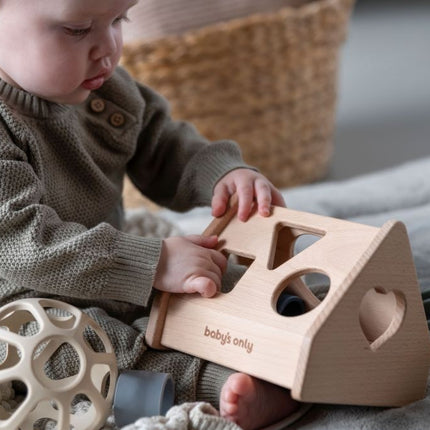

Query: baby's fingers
[209,248,228,275]
[236,183,254,221]
[211,183,231,217]
[184,275,219,297]
[187,235,228,275]
[254,178,272,217]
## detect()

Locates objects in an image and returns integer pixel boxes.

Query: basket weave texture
[121,0,355,189]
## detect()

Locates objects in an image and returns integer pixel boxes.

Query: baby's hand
[153,235,227,297]
[212,169,285,221]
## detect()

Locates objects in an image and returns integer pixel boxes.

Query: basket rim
[123,0,355,50]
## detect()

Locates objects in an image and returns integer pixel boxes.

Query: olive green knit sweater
[0,67,247,406]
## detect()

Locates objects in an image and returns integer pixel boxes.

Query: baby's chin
[0,70,92,105]
[36,87,92,105]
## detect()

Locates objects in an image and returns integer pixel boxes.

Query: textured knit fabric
[0,67,248,405]
[120,402,242,430]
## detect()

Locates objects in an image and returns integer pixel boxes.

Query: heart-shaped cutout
[359,287,406,351]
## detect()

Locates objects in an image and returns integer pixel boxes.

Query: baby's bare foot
[220,373,299,430]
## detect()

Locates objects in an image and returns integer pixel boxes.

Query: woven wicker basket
[121,0,354,193]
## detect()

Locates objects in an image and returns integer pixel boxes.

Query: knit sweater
[0,67,247,406]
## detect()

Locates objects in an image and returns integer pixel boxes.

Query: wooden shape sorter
[146,198,430,407]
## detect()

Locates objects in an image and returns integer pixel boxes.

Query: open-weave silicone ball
[0,298,117,430]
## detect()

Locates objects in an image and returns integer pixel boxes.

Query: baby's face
[0,0,137,104]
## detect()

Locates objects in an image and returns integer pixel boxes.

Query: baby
[0,0,298,428]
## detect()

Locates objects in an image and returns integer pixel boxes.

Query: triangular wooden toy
[146,198,430,407]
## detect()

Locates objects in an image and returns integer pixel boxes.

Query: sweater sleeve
[126,83,251,211]
[0,128,159,306]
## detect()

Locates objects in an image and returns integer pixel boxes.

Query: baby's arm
[0,130,160,307]
[153,235,227,297]
[129,83,250,212]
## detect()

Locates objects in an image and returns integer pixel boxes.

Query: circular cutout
[274,271,330,317]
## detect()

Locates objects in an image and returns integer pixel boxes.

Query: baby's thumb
[187,234,218,249]
[184,276,218,298]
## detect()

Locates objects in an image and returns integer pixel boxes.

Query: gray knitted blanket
[0,384,239,430]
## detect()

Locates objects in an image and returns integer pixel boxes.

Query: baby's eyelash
[113,14,131,25]
[62,14,130,38]
[63,26,92,37]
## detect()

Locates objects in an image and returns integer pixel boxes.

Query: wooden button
[90,98,105,113]
[109,112,125,127]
